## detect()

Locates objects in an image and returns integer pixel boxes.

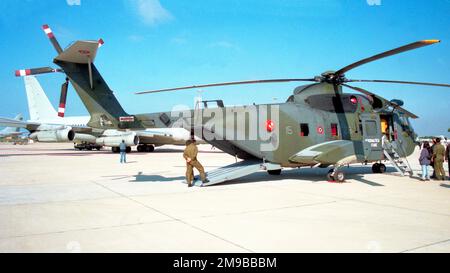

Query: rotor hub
[317,72,347,85]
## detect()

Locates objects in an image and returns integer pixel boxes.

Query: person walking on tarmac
[418,141,431,181]
[432,138,446,180]
[183,139,208,187]
[119,140,127,164]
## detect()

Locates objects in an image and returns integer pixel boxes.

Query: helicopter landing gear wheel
[372,163,380,173]
[372,163,386,173]
[327,168,345,183]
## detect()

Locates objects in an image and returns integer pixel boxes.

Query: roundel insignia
[266,120,275,132]
[316,126,324,135]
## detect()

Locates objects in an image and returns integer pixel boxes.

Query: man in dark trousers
[119,140,127,163]
[446,141,450,180]
[183,139,208,187]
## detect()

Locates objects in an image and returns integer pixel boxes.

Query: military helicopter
[134,40,450,183]
[16,25,450,185]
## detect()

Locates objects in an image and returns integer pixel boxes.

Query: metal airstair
[382,138,413,177]
[193,160,282,186]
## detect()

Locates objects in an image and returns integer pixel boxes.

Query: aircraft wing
[0,117,40,132]
[71,125,93,133]
[288,140,358,166]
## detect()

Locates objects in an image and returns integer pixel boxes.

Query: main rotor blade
[335,40,440,76]
[342,84,419,119]
[345,79,450,88]
[135,78,316,94]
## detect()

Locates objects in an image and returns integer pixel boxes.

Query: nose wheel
[327,168,345,183]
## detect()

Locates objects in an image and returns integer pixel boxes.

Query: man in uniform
[183,139,208,187]
[432,137,446,180]
[446,140,450,180]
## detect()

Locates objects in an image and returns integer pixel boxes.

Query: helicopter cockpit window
[305,94,358,113]
[300,123,309,136]
[286,95,294,102]
[364,120,378,136]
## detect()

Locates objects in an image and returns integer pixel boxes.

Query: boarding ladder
[382,138,413,177]
[193,160,282,187]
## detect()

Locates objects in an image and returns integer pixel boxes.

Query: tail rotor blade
[15,67,62,77]
[42,25,63,54]
[58,78,69,118]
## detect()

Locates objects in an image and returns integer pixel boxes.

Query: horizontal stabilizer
[55,40,103,64]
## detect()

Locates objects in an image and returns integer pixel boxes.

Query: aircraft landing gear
[327,168,345,183]
[372,163,386,173]
[137,144,155,152]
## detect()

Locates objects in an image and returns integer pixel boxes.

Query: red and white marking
[15,69,31,77]
[119,116,135,122]
[98,39,104,48]
[58,103,66,117]
[42,25,55,39]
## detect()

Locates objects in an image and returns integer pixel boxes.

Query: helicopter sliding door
[359,113,383,161]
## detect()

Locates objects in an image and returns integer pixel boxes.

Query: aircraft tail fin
[24,76,58,121]
[52,38,136,129]
[16,25,133,130]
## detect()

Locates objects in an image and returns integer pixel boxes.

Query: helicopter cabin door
[359,113,383,161]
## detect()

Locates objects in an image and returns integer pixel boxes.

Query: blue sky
[0,0,449,136]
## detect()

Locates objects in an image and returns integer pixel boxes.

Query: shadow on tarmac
[112,166,401,187]
[131,171,185,183]
[204,166,396,187]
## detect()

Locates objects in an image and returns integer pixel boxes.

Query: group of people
[419,138,450,181]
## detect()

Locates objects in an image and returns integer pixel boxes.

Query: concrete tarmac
[0,142,449,253]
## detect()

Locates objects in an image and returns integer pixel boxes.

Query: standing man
[446,140,450,180]
[183,139,208,187]
[119,140,127,164]
[432,138,446,180]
